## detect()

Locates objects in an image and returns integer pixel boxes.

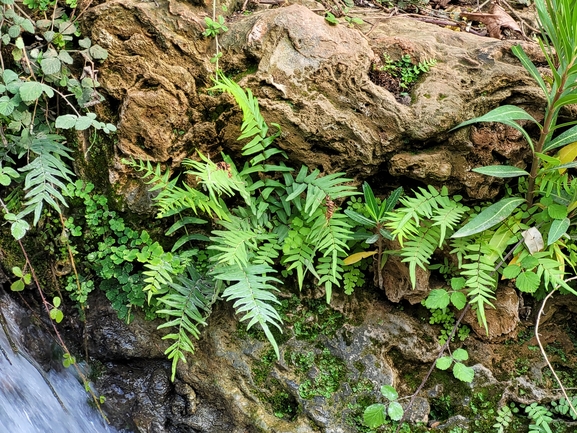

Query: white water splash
[0,294,123,433]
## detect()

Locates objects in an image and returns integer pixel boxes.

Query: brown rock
[464,285,520,340]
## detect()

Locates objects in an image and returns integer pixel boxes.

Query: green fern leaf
[213,263,282,358]
[460,243,497,332]
[17,133,73,224]
[156,265,217,380]
[401,222,441,288]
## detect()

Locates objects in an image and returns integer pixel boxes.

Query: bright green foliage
[379,53,437,90]
[384,185,469,287]
[436,348,474,383]
[363,384,404,428]
[61,181,186,320]
[0,1,114,240]
[526,403,553,433]
[202,16,228,38]
[493,405,513,433]
[344,183,401,289]
[130,75,358,369]
[157,266,217,381]
[551,396,577,420]
[386,0,577,338]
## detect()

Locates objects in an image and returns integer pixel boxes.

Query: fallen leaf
[460,2,521,39]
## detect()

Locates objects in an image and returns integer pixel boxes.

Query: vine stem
[394,236,525,433]
[0,198,109,423]
[535,282,577,419]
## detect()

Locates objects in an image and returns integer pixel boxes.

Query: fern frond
[211,73,283,165]
[127,158,230,220]
[182,152,252,208]
[156,265,217,381]
[285,167,357,218]
[282,220,319,289]
[385,185,446,246]
[526,403,553,433]
[311,212,352,301]
[400,222,441,288]
[430,197,468,247]
[142,250,186,302]
[17,133,74,224]
[208,218,260,268]
[212,263,282,358]
[460,243,497,332]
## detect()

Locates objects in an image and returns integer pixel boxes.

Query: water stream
[0,291,122,433]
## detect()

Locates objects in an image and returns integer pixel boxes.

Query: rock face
[84,1,545,208]
[72,2,577,431]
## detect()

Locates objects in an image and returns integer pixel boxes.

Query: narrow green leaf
[548,218,570,245]
[344,209,376,227]
[451,105,538,130]
[452,198,525,238]
[472,165,529,178]
[544,124,577,151]
[362,182,379,220]
[511,45,549,96]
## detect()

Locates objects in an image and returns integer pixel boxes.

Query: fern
[208,217,260,267]
[212,263,282,358]
[312,211,352,301]
[210,73,284,165]
[386,185,468,288]
[460,243,497,332]
[286,166,357,217]
[526,403,553,433]
[156,265,218,381]
[401,222,441,288]
[18,133,74,224]
[128,158,229,221]
[385,185,454,247]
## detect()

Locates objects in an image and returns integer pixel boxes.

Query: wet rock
[85,291,169,360]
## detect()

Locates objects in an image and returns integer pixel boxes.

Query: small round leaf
[452,348,469,361]
[380,385,398,401]
[363,404,386,428]
[436,356,453,371]
[387,401,404,421]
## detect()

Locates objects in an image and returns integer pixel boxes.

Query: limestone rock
[83,2,547,210]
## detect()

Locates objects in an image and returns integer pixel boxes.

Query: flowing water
[0,292,122,433]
